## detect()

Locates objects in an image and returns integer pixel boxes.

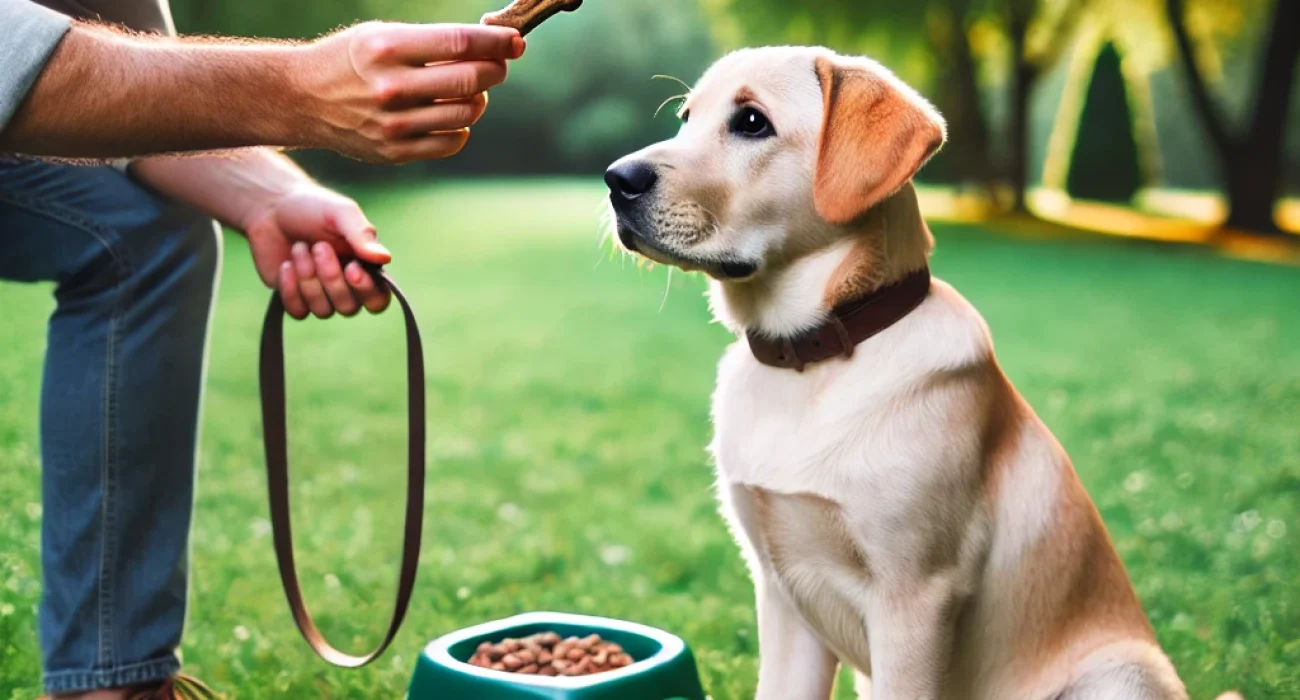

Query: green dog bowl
[408,612,707,700]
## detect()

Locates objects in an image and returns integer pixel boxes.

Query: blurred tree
[1066,43,1143,201]
[925,0,997,191]
[1165,0,1298,233]
[1003,0,1085,211]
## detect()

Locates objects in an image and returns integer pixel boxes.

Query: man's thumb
[334,206,391,264]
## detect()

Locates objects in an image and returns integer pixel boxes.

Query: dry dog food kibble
[467,632,635,676]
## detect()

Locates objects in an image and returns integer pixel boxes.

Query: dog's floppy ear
[813,54,946,225]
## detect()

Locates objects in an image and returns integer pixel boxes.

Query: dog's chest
[708,342,971,671]
[709,342,900,495]
[709,345,905,668]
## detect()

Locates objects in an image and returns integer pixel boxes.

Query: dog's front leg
[754,573,837,700]
[864,576,961,700]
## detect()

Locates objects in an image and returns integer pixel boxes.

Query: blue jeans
[0,158,221,694]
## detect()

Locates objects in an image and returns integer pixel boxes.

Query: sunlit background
[170,0,1300,243]
[1,0,1297,698]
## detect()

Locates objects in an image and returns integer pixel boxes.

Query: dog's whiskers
[651,74,693,93]
[652,75,693,121]
[596,202,624,269]
[654,94,689,120]
[659,266,674,312]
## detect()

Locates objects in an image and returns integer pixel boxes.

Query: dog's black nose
[605,161,658,200]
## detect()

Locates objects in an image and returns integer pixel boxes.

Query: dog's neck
[709,183,933,338]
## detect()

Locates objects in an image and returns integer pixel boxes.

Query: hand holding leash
[258,0,586,666]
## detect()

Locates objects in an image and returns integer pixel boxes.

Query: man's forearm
[0,24,311,158]
[131,148,311,233]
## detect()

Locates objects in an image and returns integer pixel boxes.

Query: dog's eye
[730,107,773,138]
[679,109,690,124]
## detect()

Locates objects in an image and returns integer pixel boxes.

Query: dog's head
[605,47,945,284]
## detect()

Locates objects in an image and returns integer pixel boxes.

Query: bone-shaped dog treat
[481,0,583,37]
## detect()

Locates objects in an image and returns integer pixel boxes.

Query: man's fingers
[292,242,333,319]
[398,60,507,102]
[313,244,361,317]
[383,129,472,163]
[346,261,393,314]
[279,262,310,320]
[361,24,524,66]
[383,94,489,139]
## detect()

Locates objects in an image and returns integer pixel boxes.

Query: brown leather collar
[746,267,932,371]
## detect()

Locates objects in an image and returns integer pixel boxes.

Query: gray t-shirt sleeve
[0,0,73,132]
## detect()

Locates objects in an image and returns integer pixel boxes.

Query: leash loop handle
[259,266,426,668]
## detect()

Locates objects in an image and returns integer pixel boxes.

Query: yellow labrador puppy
[604,47,1194,700]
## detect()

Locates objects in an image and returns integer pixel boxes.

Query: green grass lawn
[1,179,1297,699]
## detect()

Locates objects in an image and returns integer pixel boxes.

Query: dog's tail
[1215,692,1245,700]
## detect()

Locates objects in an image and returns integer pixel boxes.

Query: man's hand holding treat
[299,22,524,163]
[2,18,525,162]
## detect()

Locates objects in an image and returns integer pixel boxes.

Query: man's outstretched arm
[0,0,524,162]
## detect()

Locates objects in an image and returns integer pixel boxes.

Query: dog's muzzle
[604,159,758,281]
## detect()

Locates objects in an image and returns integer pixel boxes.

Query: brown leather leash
[259,265,426,668]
